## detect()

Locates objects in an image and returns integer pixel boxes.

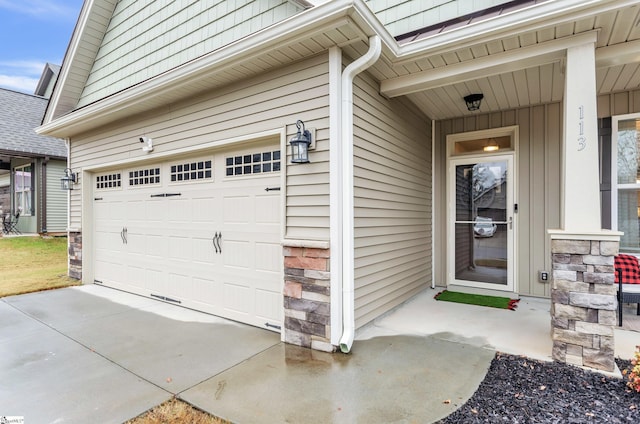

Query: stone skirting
[550,237,618,372]
[283,245,334,353]
[68,231,82,280]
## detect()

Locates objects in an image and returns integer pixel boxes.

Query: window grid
[225,150,281,177]
[96,173,122,189]
[129,167,161,186]
[170,160,212,182]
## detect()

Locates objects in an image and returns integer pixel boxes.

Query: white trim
[548,229,622,241]
[431,118,436,290]
[328,46,343,346]
[282,239,330,249]
[381,31,598,98]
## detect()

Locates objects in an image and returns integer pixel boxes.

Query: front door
[447,154,515,292]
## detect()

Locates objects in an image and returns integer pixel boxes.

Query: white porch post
[561,40,600,232]
[549,38,622,373]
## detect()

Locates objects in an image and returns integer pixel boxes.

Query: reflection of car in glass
[474,216,497,237]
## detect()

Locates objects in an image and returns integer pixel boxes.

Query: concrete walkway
[2,285,636,423]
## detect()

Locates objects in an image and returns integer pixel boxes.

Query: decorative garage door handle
[213,232,222,254]
[121,227,128,244]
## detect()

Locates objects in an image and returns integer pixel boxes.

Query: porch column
[549,39,622,373]
[561,41,600,233]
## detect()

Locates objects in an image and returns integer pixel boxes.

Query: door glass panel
[454,161,508,286]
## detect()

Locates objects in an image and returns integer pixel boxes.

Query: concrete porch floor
[356,287,639,362]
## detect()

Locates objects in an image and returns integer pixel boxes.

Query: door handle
[508,217,513,230]
[213,233,219,254]
[217,232,222,254]
[124,227,128,244]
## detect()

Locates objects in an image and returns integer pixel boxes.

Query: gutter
[339,35,381,354]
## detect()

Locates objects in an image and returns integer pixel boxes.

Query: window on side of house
[613,114,640,253]
[14,164,33,216]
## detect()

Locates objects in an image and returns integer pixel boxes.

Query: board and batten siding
[45,160,68,233]
[352,70,432,329]
[434,104,562,297]
[78,0,304,108]
[69,54,331,241]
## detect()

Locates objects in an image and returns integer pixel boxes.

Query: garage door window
[129,167,161,186]
[96,172,122,189]
[225,150,281,176]
[170,160,212,182]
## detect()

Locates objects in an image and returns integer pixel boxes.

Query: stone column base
[549,231,620,372]
[283,243,335,353]
[68,231,82,280]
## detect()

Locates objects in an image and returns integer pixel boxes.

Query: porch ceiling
[369,3,640,121]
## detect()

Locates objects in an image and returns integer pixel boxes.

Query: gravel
[439,353,639,423]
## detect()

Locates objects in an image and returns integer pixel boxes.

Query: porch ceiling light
[61,168,77,190]
[289,119,312,164]
[464,93,484,111]
[483,138,499,152]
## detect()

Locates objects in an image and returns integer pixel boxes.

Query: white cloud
[0,0,78,20]
[0,60,47,93]
[0,74,39,93]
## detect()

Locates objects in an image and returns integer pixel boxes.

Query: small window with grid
[170,160,212,182]
[225,150,281,177]
[96,173,122,189]
[129,167,161,186]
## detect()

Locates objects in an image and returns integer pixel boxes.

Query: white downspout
[339,35,381,354]
[431,119,436,290]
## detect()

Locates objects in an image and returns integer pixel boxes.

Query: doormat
[434,290,520,310]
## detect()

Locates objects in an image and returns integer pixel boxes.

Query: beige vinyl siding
[45,160,68,233]
[597,89,640,117]
[69,54,330,240]
[352,70,432,329]
[435,104,562,297]
[78,0,304,108]
[365,0,513,36]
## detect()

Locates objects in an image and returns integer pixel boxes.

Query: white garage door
[93,144,282,331]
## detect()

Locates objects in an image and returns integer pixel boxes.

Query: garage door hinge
[265,322,281,330]
[94,197,103,201]
[150,193,182,198]
[265,187,280,192]
[94,279,103,284]
[151,293,182,304]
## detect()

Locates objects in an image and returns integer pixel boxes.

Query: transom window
[96,173,122,189]
[225,150,281,177]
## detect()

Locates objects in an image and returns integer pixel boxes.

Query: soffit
[369,2,640,120]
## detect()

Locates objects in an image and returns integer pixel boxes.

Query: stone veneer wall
[283,245,334,353]
[68,231,82,280]
[550,238,618,372]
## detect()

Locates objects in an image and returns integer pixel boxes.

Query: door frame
[445,126,519,294]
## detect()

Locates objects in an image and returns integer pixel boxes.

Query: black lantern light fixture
[289,120,312,164]
[464,93,484,111]
[60,168,77,190]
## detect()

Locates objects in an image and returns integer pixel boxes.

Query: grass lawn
[0,236,79,297]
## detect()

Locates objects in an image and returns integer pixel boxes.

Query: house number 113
[578,105,586,151]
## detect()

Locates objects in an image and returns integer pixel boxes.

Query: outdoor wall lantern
[464,93,484,111]
[289,120,313,164]
[60,168,77,190]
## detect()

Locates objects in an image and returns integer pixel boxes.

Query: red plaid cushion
[615,254,640,284]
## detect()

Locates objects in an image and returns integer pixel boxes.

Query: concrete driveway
[0,285,497,423]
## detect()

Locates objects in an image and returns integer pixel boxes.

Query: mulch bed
[439,353,639,423]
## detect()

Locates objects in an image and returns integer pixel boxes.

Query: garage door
[93,144,282,331]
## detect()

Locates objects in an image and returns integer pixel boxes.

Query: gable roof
[0,88,67,159]
[34,63,62,99]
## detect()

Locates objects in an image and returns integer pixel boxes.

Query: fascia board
[392,0,638,63]
[38,0,362,138]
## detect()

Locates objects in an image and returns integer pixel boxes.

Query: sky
[0,0,84,94]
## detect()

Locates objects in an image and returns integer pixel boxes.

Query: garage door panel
[94,147,282,331]
[255,242,281,273]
